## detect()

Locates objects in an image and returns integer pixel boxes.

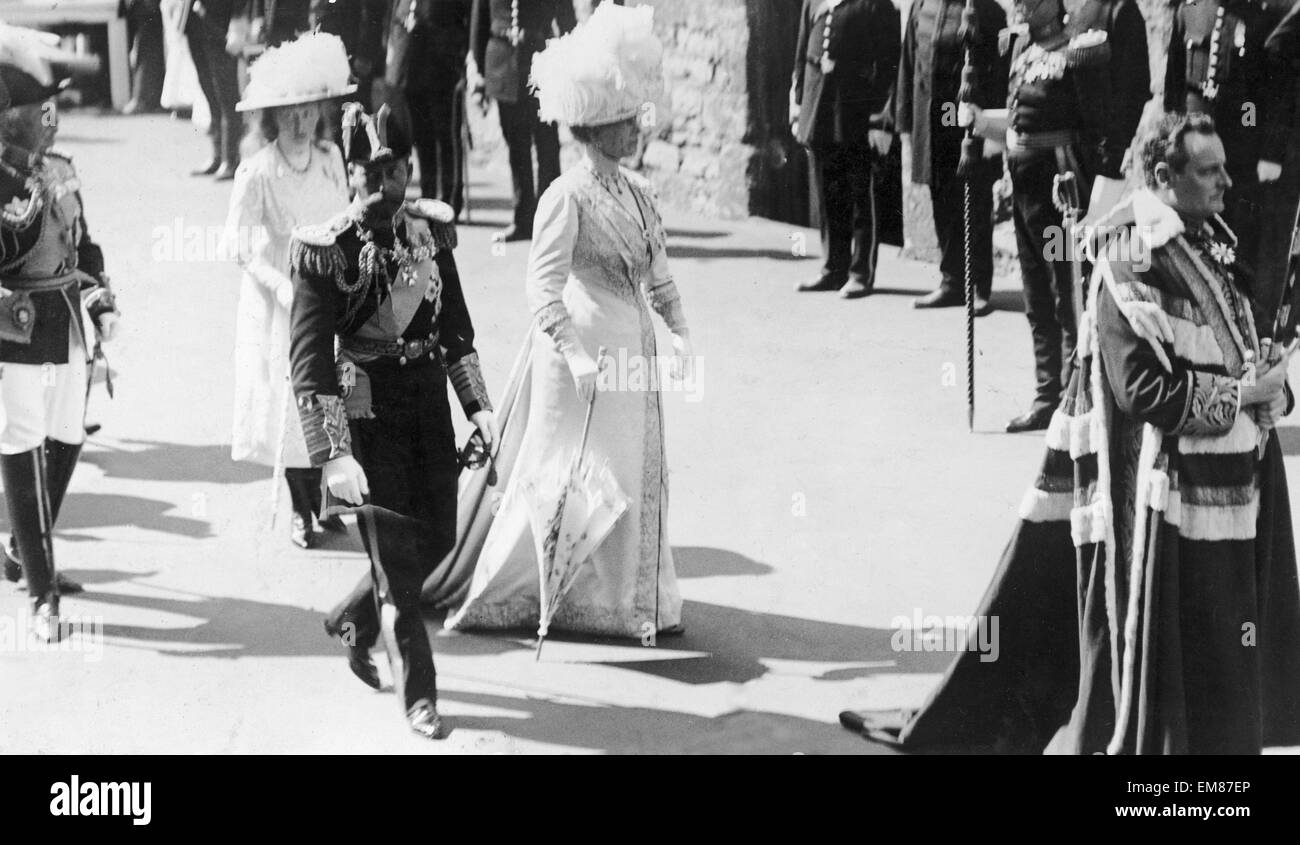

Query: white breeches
[0,329,88,454]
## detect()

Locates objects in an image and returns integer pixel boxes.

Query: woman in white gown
[440,4,691,638]
[225,33,352,547]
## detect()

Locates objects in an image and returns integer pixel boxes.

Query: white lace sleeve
[224,160,292,298]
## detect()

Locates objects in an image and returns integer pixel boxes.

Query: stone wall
[637,0,807,222]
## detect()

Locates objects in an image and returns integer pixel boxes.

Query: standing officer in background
[387,0,472,219]
[0,52,121,638]
[896,0,1009,315]
[1165,0,1296,313]
[469,0,577,242]
[791,0,902,300]
[184,0,242,180]
[311,0,388,108]
[973,0,1149,432]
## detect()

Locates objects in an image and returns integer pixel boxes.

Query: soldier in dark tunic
[895,0,1009,314]
[386,0,473,219]
[792,0,902,300]
[993,0,1150,432]
[469,0,577,241]
[289,103,496,739]
[1164,0,1297,315]
[0,59,121,637]
[310,0,388,109]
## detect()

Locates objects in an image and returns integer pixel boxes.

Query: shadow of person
[52,568,159,588]
[79,440,270,485]
[76,588,342,659]
[673,546,774,579]
[987,289,1026,314]
[0,492,210,539]
[440,688,892,754]
[597,601,955,685]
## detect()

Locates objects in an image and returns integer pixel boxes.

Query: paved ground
[2,112,1297,754]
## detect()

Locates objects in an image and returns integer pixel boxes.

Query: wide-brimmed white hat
[530,4,668,128]
[236,32,356,113]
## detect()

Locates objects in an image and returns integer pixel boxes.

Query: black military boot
[0,448,61,641]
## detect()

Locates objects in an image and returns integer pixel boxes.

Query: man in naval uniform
[289,103,496,739]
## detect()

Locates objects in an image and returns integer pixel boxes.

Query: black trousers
[810,142,880,285]
[284,467,322,523]
[1010,151,1089,410]
[325,359,458,711]
[126,0,165,110]
[409,83,465,216]
[929,153,997,299]
[497,94,561,231]
[186,32,241,167]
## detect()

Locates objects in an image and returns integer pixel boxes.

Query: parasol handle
[574,346,607,468]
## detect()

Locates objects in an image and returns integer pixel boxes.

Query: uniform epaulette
[292,212,352,248]
[403,199,457,251]
[289,213,351,284]
[1067,30,1110,69]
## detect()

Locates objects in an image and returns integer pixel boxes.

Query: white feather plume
[531,3,666,127]
[237,32,355,112]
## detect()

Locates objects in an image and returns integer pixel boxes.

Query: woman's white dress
[226,140,348,467]
[439,164,689,637]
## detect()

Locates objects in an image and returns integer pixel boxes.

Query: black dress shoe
[317,514,346,533]
[839,276,873,299]
[212,162,237,181]
[191,159,220,176]
[407,699,444,740]
[1005,406,1056,433]
[497,225,532,242]
[347,645,382,690]
[4,545,82,593]
[794,274,845,293]
[913,287,965,309]
[973,294,993,317]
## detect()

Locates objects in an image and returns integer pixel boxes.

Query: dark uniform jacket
[793,0,902,150]
[1005,0,1150,180]
[288,199,490,466]
[0,151,115,365]
[387,0,472,91]
[186,0,236,37]
[470,0,577,104]
[1266,0,1300,69]
[245,0,313,45]
[894,0,1009,184]
[1165,0,1294,176]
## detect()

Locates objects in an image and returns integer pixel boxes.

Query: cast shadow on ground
[0,492,210,539]
[80,440,269,484]
[440,689,888,754]
[672,545,773,578]
[987,289,1026,313]
[665,245,810,261]
[665,228,730,239]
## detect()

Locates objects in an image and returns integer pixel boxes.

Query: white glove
[470,409,499,454]
[95,312,119,343]
[568,350,599,403]
[868,130,893,156]
[324,454,369,506]
[1258,160,1283,184]
[670,332,694,382]
[275,279,294,311]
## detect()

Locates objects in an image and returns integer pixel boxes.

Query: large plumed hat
[530,3,667,128]
[0,24,77,111]
[236,31,356,112]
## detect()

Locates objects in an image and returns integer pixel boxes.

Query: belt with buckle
[1006,128,1080,153]
[341,333,440,366]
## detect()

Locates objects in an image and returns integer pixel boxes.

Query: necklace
[276,141,312,175]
